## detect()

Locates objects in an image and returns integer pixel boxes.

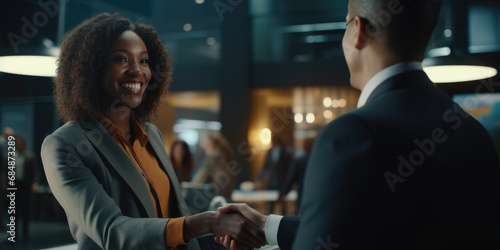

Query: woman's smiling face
[101,30,152,111]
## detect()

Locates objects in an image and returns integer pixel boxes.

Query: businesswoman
[41,13,264,250]
[192,133,236,199]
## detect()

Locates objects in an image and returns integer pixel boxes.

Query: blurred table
[231,190,297,215]
[257,245,280,250]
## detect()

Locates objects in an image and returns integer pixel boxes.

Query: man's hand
[215,203,269,249]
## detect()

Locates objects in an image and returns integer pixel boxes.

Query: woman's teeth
[120,83,141,90]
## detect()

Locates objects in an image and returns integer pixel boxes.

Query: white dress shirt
[357,61,423,108]
[264,61,424,246]
[265,214,283,245]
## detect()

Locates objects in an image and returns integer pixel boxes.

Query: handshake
[211,203,269,250]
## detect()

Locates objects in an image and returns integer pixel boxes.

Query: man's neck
[357,53,405,91]
[355,61,424,108]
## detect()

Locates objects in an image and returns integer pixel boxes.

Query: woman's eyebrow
[109,49,148,55]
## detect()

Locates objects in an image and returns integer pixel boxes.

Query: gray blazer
[41,120,201,250]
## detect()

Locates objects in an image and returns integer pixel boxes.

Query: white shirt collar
[356,61,423,108]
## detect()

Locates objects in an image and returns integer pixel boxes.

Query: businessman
[218,0,500,249]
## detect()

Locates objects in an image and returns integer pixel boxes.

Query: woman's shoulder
[44,121,86,144]
[55,121,85,134]
[41,121,87,154]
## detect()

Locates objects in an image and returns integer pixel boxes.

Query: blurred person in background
[277,136,315,214]
[14,135,37,240]
[255,134,292,190]
[170,140,194,183]
[192,133,236,200]
[0,128,15,187]
[0,127,14,230]
[41,13,265,250]
[0,128,14,160]
[0,128,14,154]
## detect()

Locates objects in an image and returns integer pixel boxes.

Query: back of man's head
[350,0,441,60]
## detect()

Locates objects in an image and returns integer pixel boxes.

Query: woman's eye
[113,56,127,62]
[140,58,149,64]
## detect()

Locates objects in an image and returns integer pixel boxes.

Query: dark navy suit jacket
[278,70,500,250]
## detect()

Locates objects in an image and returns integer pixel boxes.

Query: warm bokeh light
[306,113,315,123]
[339,99,347,108]
[260,128,271,144]
[323,97,332,107]
[206,37,216,45]
[294,113,304,123]
[323,110,333,119]
[423,65,498,83]
[183,23,193,31]
[0,56,57,77]
[195,0,205,4]
[331,99,339,108]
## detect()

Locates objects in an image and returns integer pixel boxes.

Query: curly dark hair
[54,13,172,124]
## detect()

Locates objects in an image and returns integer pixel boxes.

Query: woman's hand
[214,203,269,250]
[184,211,266,250]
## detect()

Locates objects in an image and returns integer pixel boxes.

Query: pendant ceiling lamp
[0,0,66,77]
[0,38,59,77]
[422,0,499,83]
[423,57,498,84]
[0,55,57,77]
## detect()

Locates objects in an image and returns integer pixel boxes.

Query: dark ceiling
[0,0,499,96]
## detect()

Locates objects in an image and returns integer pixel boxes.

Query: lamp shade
[422,55,498,83]
[423,65,497,83]
[0,0,63,78]
[422,0,499,84]
[0,55,57,77]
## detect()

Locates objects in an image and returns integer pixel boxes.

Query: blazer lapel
[145,124,191,216]
[80,120,158,218]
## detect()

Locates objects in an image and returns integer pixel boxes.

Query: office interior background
[0,0,499,249]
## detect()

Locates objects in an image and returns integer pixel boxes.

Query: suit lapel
[80,120,158,218]
[144,123,191,216]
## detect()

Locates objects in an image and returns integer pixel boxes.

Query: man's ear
[353,17,369,50]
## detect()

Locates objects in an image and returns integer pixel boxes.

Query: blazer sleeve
[41,133,171,250]
[277,216,300,250]
[289,114,386,250]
